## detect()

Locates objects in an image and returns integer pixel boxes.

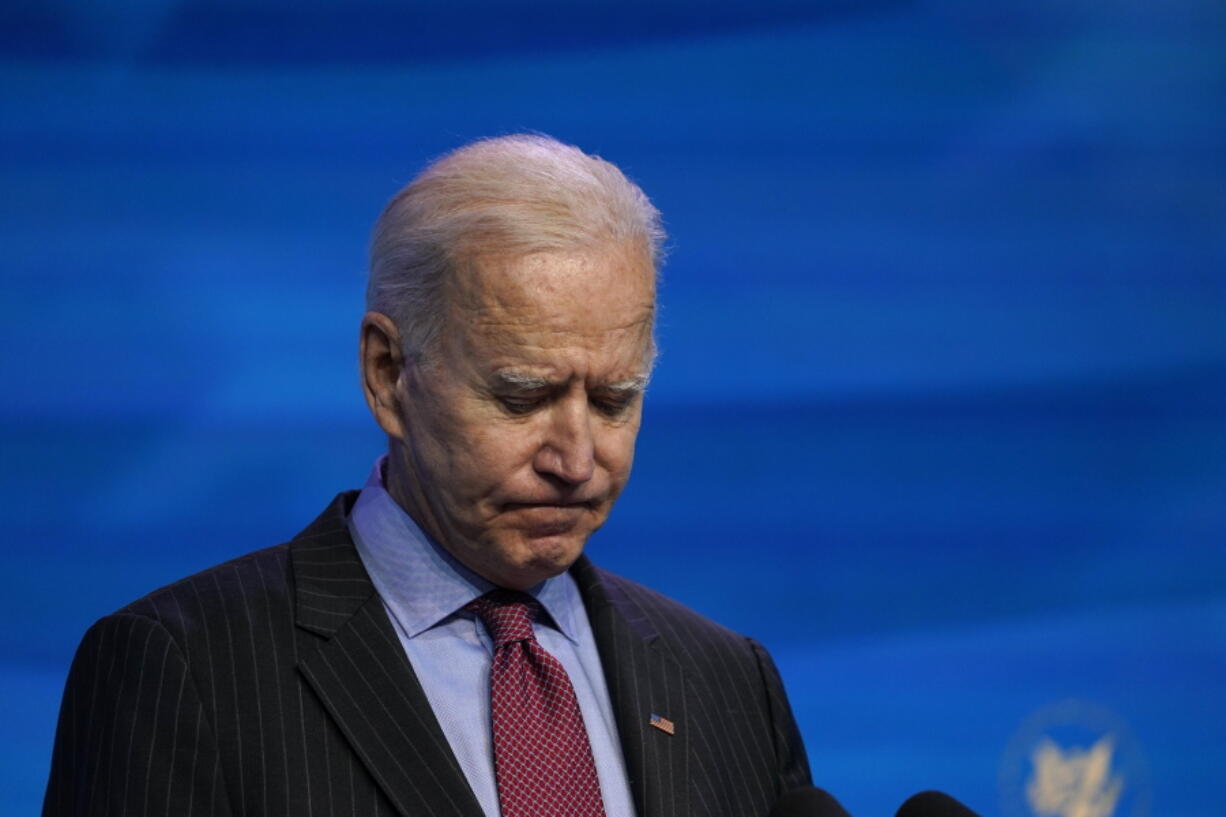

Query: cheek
[597,424,640,479]
[455,423,543,489]
[409,401,498,494]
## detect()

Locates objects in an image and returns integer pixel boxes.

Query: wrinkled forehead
[450,243,655,327]
[438,243,657,372]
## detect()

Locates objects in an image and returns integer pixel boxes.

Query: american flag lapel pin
[649,713,675,735]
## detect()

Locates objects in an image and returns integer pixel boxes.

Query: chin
[522,529,588,570]
[492,529,591,589]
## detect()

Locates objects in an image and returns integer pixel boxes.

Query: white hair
[367,133,666,359]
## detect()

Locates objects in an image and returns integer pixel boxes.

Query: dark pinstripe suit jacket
[45,491,811,816]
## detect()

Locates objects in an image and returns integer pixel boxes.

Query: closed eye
[498,395,545,415]
[592,394,638,417]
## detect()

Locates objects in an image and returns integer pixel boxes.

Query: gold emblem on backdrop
[1027,736,1122,817]
[999,700,1150,817]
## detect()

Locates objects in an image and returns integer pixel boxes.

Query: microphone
[769,786,854,817]
[895,790,981,817]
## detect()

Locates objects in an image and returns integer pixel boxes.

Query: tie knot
[465,590,539,648]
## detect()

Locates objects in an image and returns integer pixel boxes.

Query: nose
[534,396,596,485]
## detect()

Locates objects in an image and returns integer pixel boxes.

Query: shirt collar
[347,455,582,643]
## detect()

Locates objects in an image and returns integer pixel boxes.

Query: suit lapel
[287,495,691,817]
[572,556,692,817]
[291,493,484,817]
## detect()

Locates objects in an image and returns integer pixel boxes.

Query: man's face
[386,243,655,590]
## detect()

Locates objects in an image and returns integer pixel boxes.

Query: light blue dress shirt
[347,457,637,817]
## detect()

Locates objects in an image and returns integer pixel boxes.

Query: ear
[359,311,408,441]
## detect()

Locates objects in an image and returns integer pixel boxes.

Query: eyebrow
[602,375,651,395]
[491,371,651,394]
[491,371,552,392]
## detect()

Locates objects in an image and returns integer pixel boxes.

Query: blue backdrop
[3,1,1224,815]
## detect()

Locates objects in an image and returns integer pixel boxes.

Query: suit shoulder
[591,565,754,655]
[113,543,293,640]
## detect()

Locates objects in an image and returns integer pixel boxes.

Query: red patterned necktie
[466,590,607,817]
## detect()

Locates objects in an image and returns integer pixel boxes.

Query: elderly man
[44,135,811,817]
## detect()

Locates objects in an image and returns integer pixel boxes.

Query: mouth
[500,501,598,536]
[501,498,599,512]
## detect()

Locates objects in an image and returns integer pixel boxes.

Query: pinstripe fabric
[44,491,810,817]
